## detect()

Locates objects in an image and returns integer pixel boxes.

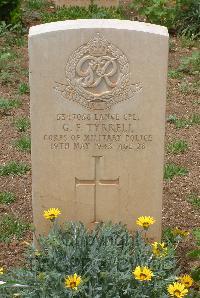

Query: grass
[0,47,23,85]
[180,36,199,49]
[167,140,188,154]
[0,192,16,204]
[178,81,200,95]
[18,82,29,95]
[187,193,200,209]
[0,98,21,115]
[41,5,124,23]
[167,114,200,128]
[14,116,30,132]
[0,22,24,39]
[178,51,200,75]
[26,0,49,10]
[168,69,183,79]
[0,70,14,84]
[0,49,16,69]
[168,51,200,79]
[14,135,31,152]
[0,40,24,84]
[2,33,26,48]
[21,68,29,77]
[193,99,200,106]
[164,163,188,180]
[0,161,30,176]
[0,214,29,243]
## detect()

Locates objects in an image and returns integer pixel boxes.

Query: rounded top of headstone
[29,19,168,37]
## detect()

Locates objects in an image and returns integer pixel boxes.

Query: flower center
[174,290,181,297]
[49,213,55,217]
[143,222,149,227]
[70,281,77,288]
[140,273,147,280]
[185,281,189,285]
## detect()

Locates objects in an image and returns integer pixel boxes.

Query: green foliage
[164,163,188,180]
[0,21,24,37]
[193,99,200,106]
[0,161,30,176]
[0,98,21,115]
[0,21,16,36]
[130,0,176,30]
[0,46,23,84]
[180,36,200,49]
[130,0,200,38]
[0,192,16,204]
[167,114,200,128]
[26,0,49,10]
[0,222,178,297]
[167,139,188,154]
[162,228,177,245]
[0,214,29,243]
[191,114,200,125]
[18,82,29,94]
[0,0,21,24]
[179,81,200,95]
[173,116,189,128]
[178,51,200,75]
[14,135,31,152]
[187,193,200,209]
[167,115,178,124]
[0,47,18,63]
[0,21,25,47]
[187,229,200,283]
[42,4,124,23]
[191,266,200,284]
[176,0,200,39]
[14,116,30,132]
[0,48,14,84]
[0,70,14,84]
[162,227,189,245]
[168,69,183,79]
[168,51,200,81]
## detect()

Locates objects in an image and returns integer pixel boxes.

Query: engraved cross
[75,156,119,222]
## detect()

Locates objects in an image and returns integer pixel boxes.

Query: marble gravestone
[29,19,168,240]
[53,0,119,7]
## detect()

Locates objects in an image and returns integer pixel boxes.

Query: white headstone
[29,19,168,240]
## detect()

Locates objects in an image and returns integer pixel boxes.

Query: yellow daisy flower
[136,216,155,229]
[132,266,154,281]
[152,242,168,257]
[167,282,188,298]
[0,267,4,274]
[65,273,82,290]
[43,208,61,221]
[172,227,190,238]
[178,274,193,288]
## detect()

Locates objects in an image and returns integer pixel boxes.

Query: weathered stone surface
[53,0,119,7]
[29,19,168,240]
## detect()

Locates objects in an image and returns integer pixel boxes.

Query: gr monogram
[54,33,142,110]
[76,55,119,89]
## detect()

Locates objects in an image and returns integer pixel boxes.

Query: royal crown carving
[54,33,142,110]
